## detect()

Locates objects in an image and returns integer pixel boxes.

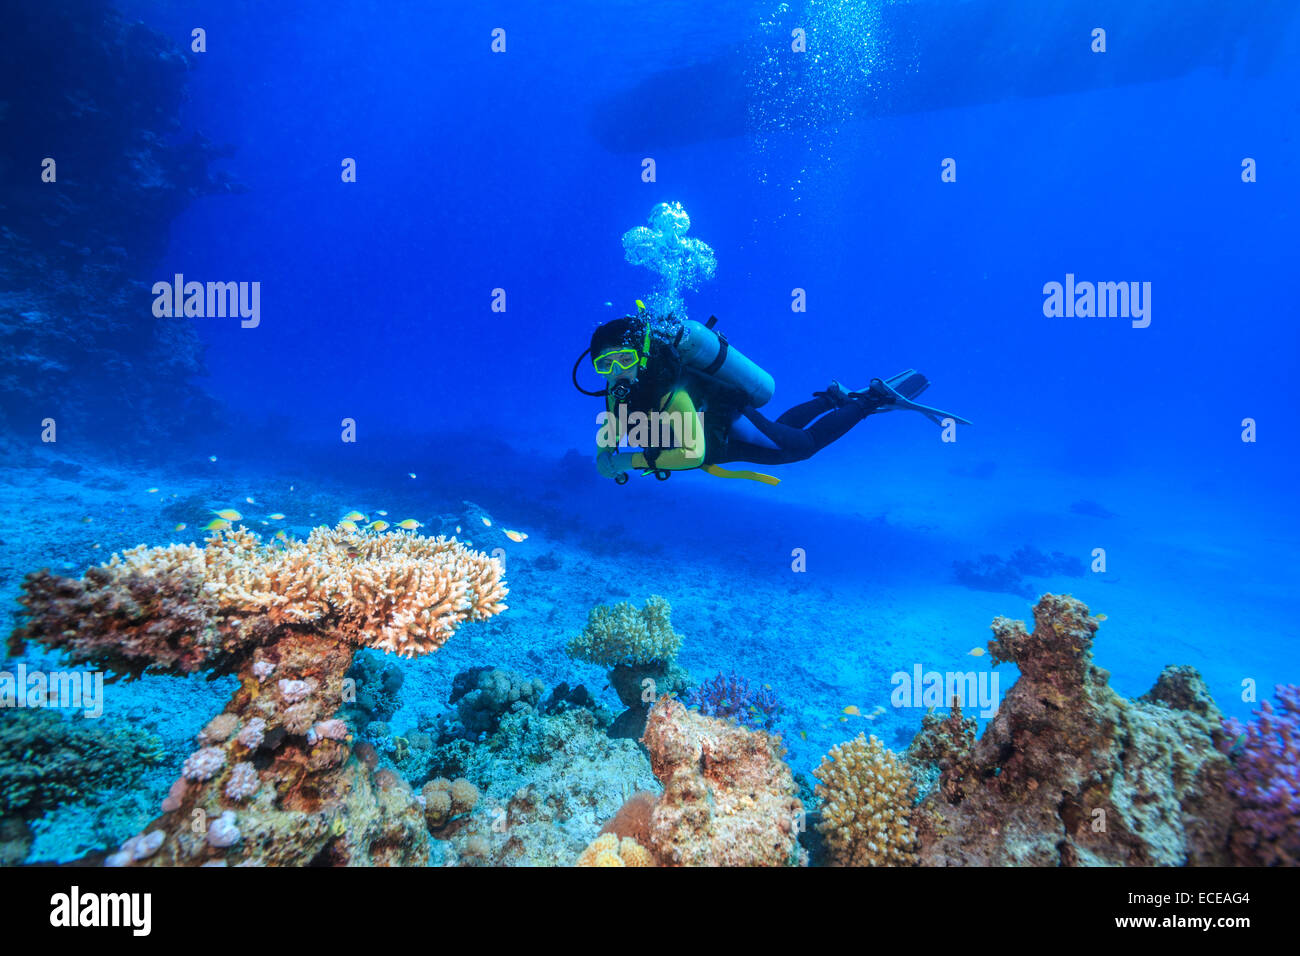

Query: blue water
[4,0,1299,862]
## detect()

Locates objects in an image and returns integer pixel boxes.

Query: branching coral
[567,595,687,740]
[685,671,783,731]
[10,526,507,867]
[815,733,917,866]
[10,526,508,674]
[1221,684,1300,865]
[566,595,680,668]
[639,697,804,866]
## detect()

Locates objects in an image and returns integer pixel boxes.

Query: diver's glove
[596,449,639,479]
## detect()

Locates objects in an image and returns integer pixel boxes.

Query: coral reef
[911,594,1234,866]
[637,697,805,866]
[814,733,917,866]
[685,671,783,731]
[0,1,240,444]
[0,709,164,864]
[906,701,977,805]
[567,594,681,667]
[450,666,544,735]
[344,650,405,723]
[952,545,1084,597]
[1220,684,1300,865]
[9,526,506,866]
[567,595,688,739]
[421,777,480,830]
[426,706,656,866]
[575,831,655,867]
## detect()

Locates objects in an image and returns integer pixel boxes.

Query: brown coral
[815,734,917,866]
[12,526,506,867]
[639,697,804,866]
[911,594,1234,866]
[575,832,656,867]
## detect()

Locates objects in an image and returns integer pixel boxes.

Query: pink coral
[207,810,240,848]
[182,747,226,782]
[224,762,259,802]
[236,717,266,750]
[313,719,348,742]
[278,678,310,703]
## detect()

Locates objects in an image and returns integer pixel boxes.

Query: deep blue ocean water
[4,0,1298,863]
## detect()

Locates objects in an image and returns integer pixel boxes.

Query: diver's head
[590,316,651,392]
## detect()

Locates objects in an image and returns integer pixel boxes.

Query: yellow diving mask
[593,348,641,375]
[593,325,653,375]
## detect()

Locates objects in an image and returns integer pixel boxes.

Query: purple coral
[1221,684,1300,865]
[684,672,783,732]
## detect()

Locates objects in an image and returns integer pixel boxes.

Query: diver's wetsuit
[707,394,867,467]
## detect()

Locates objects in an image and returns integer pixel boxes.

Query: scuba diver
[572,308,972,485]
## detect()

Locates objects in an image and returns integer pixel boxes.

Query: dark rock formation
[911,594,1233,866]
[0,2,238,445]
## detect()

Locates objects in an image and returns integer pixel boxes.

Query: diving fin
[858,371,972,426]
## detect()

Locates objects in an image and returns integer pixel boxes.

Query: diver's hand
[596,450,637,479]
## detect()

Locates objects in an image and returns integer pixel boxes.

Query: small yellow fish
[173,523,187,531]
[146,487,159,494]
[839,716,849,723]
[212,509,242,521]
[968,647,986,657]
[338,520,359,533]
[455,525,462,534]
[408,473,416,479]
[267,513,286,521]
[1095,613,1108,622]
[503,529,527,543]
[843,705,861,716]
[208,455,218,462]
[798,730,807,740]
[369,520,390,532]
[395,519,422,530]
[204,518,231,531]
[377,510,388,516]
[274,530,288,542]
[480,516,492,527]
[464,540,473,546]
[342,511,367,523]
[245,496,256,504]
[763,684,772,691]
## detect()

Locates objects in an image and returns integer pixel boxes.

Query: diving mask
[593,348,641,375]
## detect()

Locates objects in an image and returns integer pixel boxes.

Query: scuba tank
[673,317,775,408]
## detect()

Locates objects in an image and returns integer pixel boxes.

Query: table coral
[9,525,507,866]
[814,733,917,866]
[911,594,1234,866]
[638,697,805,866]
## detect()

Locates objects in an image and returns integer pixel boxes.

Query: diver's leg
[773,395,835,429]
[738,406,816,460]
[710,439,793,466]
[731,402,868,464]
